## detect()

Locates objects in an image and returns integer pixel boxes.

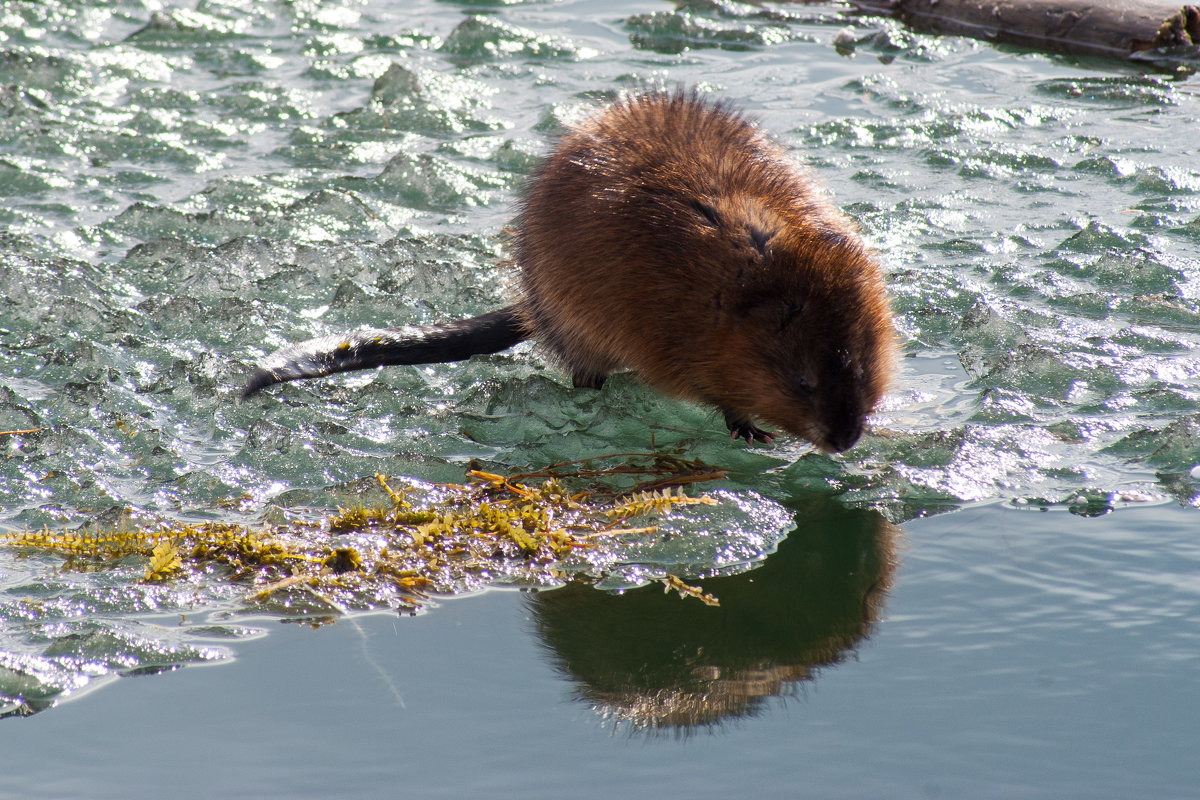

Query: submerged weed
[2,454,726,614]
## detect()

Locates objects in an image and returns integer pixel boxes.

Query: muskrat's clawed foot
[571,372,608,390]
[723,410,775,446]
[730,425,775,446]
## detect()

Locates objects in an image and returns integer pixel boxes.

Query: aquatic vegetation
[1,456,728,616]
[607,487,719,520]
[0,447,792,718]
[657,574,720,608]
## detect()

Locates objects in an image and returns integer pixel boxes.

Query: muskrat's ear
[746,224,773,257]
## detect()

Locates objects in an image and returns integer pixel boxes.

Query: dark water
[6,503,1199,799]
[1,0,1198,796]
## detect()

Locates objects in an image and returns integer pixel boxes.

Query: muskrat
[241,92,894,452]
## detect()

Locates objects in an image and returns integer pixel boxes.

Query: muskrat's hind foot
[723,409,775,446]
[571,372,608,390]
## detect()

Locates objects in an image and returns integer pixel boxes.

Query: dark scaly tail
[240,305,529,401]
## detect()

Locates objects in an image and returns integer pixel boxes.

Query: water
[5,504,1199,799]
[1,0,1198,796]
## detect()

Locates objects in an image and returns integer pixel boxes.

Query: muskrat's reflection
[528,496,899,732]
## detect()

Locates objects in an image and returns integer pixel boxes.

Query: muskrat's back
[515,93,894,452]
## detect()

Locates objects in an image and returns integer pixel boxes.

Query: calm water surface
[1,0,1198,797]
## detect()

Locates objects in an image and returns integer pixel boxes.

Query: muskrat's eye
[832,348,856,375]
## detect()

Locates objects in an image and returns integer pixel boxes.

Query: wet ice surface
[3,3,1196,529]
[0,0,1198,788]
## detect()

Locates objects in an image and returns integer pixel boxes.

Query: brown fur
[243,92,895,452]
[513,92,894,451]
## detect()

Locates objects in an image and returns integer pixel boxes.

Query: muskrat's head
[704,221,895,453]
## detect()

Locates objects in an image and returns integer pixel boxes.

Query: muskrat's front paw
[723,411,775,446]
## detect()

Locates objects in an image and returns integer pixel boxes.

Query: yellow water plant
[2,453,727,614]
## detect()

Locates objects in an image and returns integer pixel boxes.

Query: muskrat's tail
[240,305,529,401]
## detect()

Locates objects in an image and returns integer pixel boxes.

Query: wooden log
[850,0,1200,61]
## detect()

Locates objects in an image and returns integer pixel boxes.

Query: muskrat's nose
[825,416,865,453]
